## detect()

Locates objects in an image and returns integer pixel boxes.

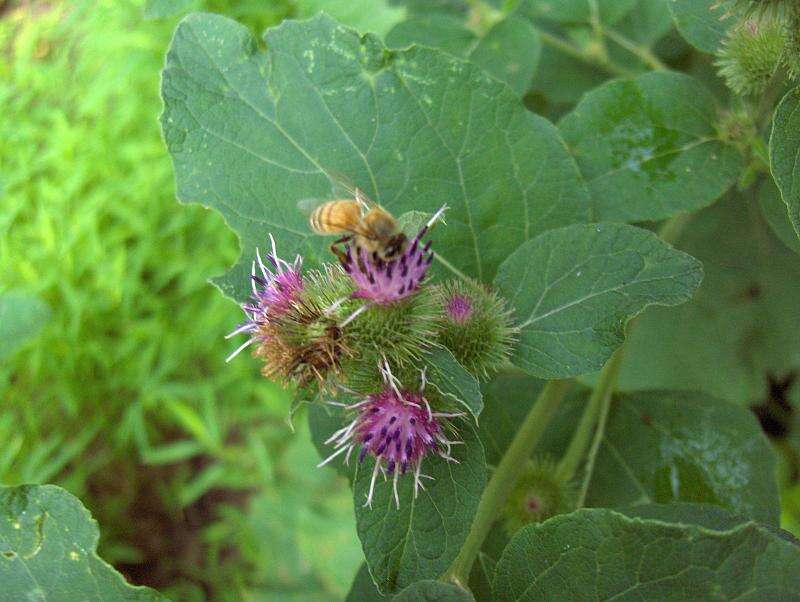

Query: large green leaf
[613,195,800,404]
[425,347,483,419]
[353,423,485,593]
[160,13,589,300]
[493,507,800,600]
[559,71,742,222]
[0,485,162,601]
[585,391,780,526]
[494,223,703,378]
[667,0,738,54]
[0,291,50,361]
[618,502,782,531]
[769,86,800,241]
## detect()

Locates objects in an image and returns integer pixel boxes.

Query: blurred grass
[0,0,360,598]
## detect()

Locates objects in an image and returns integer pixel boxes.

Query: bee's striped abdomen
[309,200,361,235]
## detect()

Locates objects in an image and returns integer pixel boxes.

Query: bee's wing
[296,196,327,217]
[323,168,379,212]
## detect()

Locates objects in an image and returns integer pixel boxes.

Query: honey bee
[306,177,407,263]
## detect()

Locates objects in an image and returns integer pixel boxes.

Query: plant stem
[444,379,571,587]
[538,30,634,78]
[602,27,668,71]
[575,349,624,506]
[588,0,609,61]
[555,348,624,483]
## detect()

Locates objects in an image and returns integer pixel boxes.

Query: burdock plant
[154,9,800,600]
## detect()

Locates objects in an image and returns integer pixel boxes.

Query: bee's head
[380,233,407,262]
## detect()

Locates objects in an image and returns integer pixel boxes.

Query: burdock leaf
[585,390,781,526]
[160,13,589,300]
[0,291,50,361]
[353,423,486,594]
[612,195,800,404]
[559,71,742,222]
[493,507,800,600]
[769,86,800,241]
[495,223,702,378]
[425,347,484,419]
[667,0,738,54]
[0,485,163,600]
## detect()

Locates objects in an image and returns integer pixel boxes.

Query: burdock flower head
[225,234,304,363]
[226,237,354,390]
[319,360,464,508]
[339,206,447,308]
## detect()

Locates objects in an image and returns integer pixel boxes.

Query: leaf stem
[444,379,571,587]
[588,0,609,61]
[538,30,634,78]
[575,349,624,506]
[555,348,624,483]
[602,27,668,71]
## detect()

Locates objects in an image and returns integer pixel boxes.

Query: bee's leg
[330,235,352,266]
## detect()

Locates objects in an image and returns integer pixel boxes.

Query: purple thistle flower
[225,234,303,363]
[445,294,473,324]
[338,206,448,311]
[319,360,464,508]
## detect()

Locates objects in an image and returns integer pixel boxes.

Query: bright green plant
[1,0,359,598]
[5,0,800,599]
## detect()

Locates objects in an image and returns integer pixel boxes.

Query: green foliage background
[3,0,800,599]
[0,0,366,598]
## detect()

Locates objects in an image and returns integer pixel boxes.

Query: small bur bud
[502,458,574,534]
[715,17,787,96]
[436,279,516,379]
